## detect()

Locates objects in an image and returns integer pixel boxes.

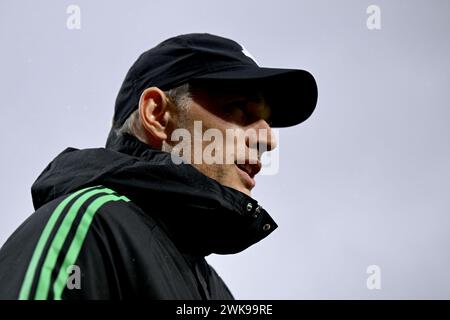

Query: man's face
[167,82,277,196]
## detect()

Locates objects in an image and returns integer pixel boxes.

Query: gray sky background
[1,0,449,299]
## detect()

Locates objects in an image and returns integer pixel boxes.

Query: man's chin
[192,164,253,196]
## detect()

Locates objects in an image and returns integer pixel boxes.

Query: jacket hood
[31,133,277,255]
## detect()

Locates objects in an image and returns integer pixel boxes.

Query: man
[0,33,317,299]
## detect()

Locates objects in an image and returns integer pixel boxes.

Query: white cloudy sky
[0,0,449,299]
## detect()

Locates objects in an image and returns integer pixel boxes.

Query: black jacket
[0,133,277,299]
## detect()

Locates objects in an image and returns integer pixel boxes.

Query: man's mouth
[234,160,262,189]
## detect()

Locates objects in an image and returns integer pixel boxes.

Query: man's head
[117,80,277,195]
[107,33,318,196]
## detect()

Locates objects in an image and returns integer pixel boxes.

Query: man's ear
[138,87,170,148]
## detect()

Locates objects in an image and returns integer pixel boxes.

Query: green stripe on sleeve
[33,187,115,299]
[53,194,130,299]
[18,186,98,300]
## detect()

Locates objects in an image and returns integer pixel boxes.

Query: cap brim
[193,67,318,127]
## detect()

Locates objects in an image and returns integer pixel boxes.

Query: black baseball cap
[112,33,318,128]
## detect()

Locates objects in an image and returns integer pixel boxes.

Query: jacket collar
[32,132,278,256]
[107,133,278,256]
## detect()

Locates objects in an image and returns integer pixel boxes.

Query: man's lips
[235,160,262,189]
[235,161,262,178]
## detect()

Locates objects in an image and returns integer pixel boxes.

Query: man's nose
[246,119,278,155]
